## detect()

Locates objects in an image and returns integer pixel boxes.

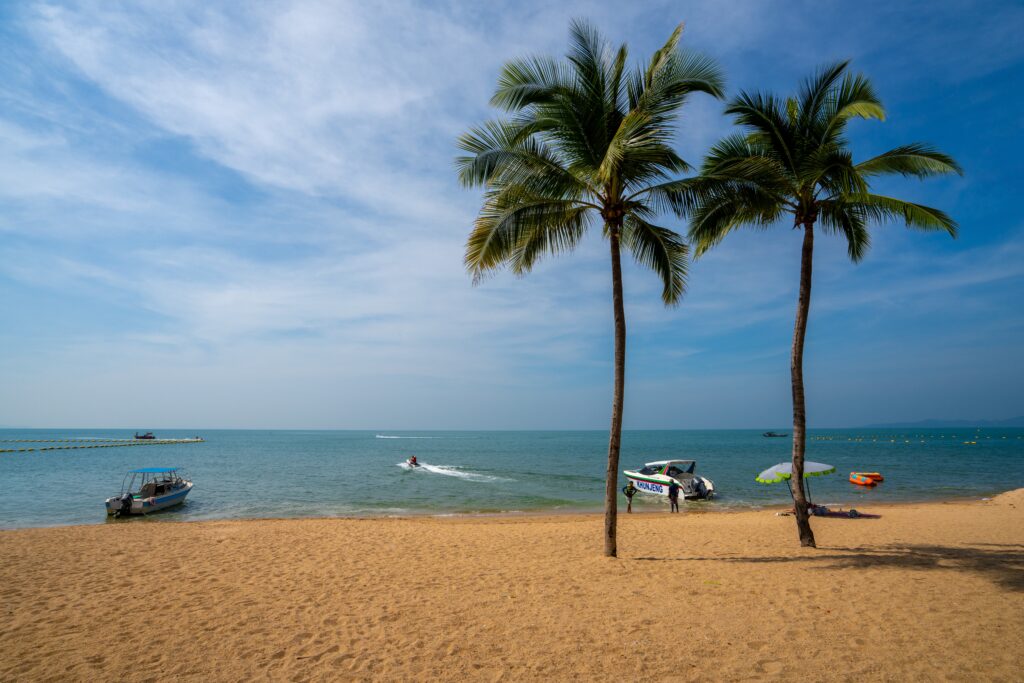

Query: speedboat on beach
[105,467,193,517]
[623,460,715,500]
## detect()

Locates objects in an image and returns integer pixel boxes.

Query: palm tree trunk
[790,222,816,548]
[605,226,627,558]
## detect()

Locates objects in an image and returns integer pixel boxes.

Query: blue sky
[0,0,1022,429]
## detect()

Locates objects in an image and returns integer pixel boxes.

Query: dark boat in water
[134,432,156,440]
[762,431,788,438]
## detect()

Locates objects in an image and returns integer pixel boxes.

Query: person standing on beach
[622,482,637,513]
[668,481,681,513]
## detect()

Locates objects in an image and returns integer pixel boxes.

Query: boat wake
[376,435,438,439]
[396,462,506,482]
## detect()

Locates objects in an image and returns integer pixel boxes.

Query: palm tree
[456,20,724,557]
[678,61,962,546]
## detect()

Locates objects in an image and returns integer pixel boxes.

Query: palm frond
[802,144,866,196]
[645,23,684,86]
[490,56,568,111]
[627,25,724,114]
[797,60,850,125]
[855,143,964,178]
[626,177,693,214]
[815,72,884,144]
[608,42,629,114]
[725,91,797,173]
[566,18,612,147]
[597,108,687,185]
[508,203,594,275]
[687,180,785,256]
[853,193,958,237]
[827,72,884,122]
[455,119,600,204]
[818,199,870,261]
[455,118,537,186]
[662,49,726,101]
[621,215,689,304]
[465,194,592,281]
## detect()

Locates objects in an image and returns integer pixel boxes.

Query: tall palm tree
[678,61,962,546]
[456,20,723,557]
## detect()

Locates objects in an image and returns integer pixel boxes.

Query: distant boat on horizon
[134,432,156,440]
[762,431,788,438]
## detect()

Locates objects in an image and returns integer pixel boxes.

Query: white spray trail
[396,462,508,482]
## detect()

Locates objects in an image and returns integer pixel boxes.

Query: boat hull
[106,482,193,516]
[624,474,715,500]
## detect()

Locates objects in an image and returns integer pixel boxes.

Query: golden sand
[1,490,1022,682]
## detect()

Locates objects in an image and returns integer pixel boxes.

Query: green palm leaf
[853,193,958,236]
[491,56,570,111]
[855,144,964,178]
[818,199,870,261]
[621,215,689,304]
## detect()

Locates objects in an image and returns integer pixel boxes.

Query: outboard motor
[693,478,708,499]
[114,493,134,518]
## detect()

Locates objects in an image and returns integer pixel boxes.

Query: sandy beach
[1,491,1021,682]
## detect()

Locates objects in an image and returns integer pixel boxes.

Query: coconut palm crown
[677,60,962,546]
[456,20,724,557]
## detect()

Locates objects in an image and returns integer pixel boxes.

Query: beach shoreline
[2,490,1021,681]
[5,428,1022,530]
[1,486,1015,532]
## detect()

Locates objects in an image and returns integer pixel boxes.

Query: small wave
[396,462,508,482]
[376,434,437,439]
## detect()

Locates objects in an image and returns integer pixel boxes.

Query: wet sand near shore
[1,490,1021,681]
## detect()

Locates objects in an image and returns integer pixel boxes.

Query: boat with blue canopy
[105,467,193,517]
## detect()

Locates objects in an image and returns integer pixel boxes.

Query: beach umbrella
[756,461,835,483]
[756,461,835,503]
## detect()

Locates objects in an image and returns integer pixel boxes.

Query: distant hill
[861,416,1024,428]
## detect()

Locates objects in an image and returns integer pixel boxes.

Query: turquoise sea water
[1,428,1022,529]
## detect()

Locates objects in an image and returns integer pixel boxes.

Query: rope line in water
[0,438,204,453]
[808,434,1020,444]
[0,440,205,446]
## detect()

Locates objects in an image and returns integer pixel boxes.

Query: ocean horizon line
[3,424,1023,433]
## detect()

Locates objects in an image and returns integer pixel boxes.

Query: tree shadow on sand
[633,544,1024,592]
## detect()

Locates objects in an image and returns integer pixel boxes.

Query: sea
[1,428,1022,529]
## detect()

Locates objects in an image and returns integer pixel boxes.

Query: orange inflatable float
[850,472,882,486]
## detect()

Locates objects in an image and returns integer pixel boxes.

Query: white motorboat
[623,460,715,500]
[105,467,193,517]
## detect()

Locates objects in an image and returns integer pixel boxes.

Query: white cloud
[1,0,1017,428]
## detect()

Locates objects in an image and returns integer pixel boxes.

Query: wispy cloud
[0,0,1020,428]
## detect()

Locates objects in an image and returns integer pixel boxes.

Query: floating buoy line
[0,437,204,453]
[810,432,1021,444]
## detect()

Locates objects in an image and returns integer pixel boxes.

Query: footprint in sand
[295,644,340,663]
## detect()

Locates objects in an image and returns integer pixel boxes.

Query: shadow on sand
[633,543,1024,592]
